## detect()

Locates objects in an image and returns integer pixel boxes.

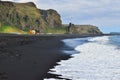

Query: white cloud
[15,0,38,3]
[2,0,14,1]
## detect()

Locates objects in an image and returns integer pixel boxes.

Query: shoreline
[0,34,116,80]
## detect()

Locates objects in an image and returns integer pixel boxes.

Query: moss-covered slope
[0,1,62,33]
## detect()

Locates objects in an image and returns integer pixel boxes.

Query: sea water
[45,35,120,80]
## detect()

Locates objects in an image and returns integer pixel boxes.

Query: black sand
[0,34,102,80]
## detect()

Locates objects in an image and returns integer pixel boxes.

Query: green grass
[13,3,40,18]
[0,26,28,34]
[0,25,66,34]
[44,26,66,34]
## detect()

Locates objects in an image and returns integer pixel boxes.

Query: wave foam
[88,36,109,44]
[45,36,120,80]
[62,37,90,48]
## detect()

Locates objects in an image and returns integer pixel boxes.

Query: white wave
[61,37,90,48]
[45,36,120,80]
[44,78,61,80]
[88,36,109,44]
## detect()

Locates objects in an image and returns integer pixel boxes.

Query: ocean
[45,35,120,80]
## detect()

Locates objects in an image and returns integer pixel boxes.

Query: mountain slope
[0,1,62,33]
[0,1,102,34]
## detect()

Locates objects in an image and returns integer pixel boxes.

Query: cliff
[40,9,62,28]
[66,23,103,34]
[0,1,62,33]
[0,1,102,34]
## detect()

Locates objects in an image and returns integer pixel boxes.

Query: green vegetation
[0,25,27,34]
[0,25,66,34]
[0,1,102,35]
[0,1,62,33]
[14,3,40,18]
[44,26,66,34]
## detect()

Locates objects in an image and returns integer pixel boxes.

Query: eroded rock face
[66,23,103,34]
[0,1,62,32]
[40,9,62,28]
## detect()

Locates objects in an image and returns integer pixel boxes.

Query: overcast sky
[2,0,120,33]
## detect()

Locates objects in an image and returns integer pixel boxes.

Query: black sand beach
[0,34,102,80]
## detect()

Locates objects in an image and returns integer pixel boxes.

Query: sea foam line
[45,36,120,80]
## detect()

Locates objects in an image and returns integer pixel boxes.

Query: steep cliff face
[66,23,103,34]
[0,1,62,32]
[40,9,62,28]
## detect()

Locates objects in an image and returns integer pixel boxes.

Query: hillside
[0,1,62,33]
[0,1,102,34]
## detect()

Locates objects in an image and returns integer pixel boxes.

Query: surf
[45,36,120,80]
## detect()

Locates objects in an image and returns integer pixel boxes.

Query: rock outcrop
[40,9,62,28]
[0,1,62,32]
[66,23,103,34]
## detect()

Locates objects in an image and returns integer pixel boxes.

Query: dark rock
[40,9,62,28]
[0,1,14,7]
[0,72,8,80]
[66,23,103,34]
